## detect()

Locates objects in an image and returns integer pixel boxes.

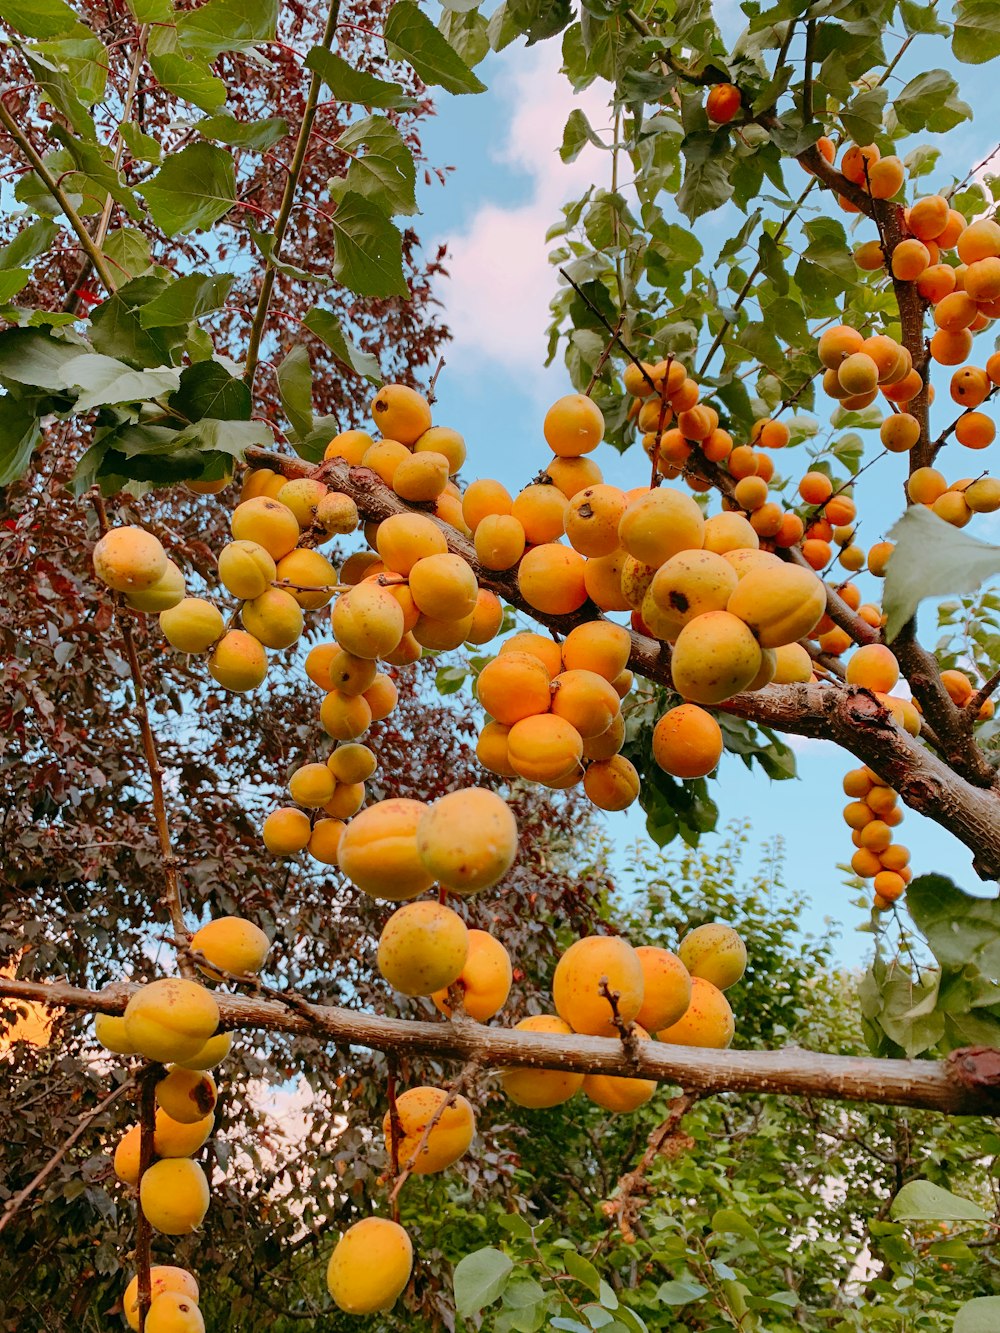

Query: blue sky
[396,13,1000,964]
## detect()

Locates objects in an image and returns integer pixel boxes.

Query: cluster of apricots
[327,920,748,1316]
[93,919,270,1332]
[842,759,912,911]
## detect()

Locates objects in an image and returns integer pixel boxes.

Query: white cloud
[435,43,613,385]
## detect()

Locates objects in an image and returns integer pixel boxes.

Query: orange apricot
[544,393,604,456]
[476,651,551,724]
[507,713,583,785]
[652,703,723,778]
[561,621,631,681]
[518,544,588,615]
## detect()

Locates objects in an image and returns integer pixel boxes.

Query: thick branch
[3,977,998,1116]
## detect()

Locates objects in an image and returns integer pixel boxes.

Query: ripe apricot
[375,513,448,575]
[657,975,734,1047]
[584,550,631,612]
[384,1085,475,1173]
[507,713,583,784]
[276,478,327,530]
[370,383,432,445]
[935,291,979,333]
[189,916,269,979]
[325,429,373,464]
[930,328,974,365]
[323,781,365,819]
[313,490,359,538]
[512,483,568,544]
[551,669,620,739]
[392,450,449,503]
[462,478,512,531]
[340,551,381,585]
[408,553,478,621]
[475,722,514,777]
[846,644,899,693]
[474,514,525,571]
[799,472,833,505]
[956,411,996,449]
[553,934,644,1036]
[377,901,469,996]
[414,425,466,474]
[467,589,504,645]
[319,647,377,696]
[678,923,746,990]
[565,484,627,557]
[620,555,657,611]
[327,1217,413,1315]
[501,632,563,676]
[727,564,826,647]
[907,466,947,505]
[842,143,879,185]
[880,413,920,453]
[417,788,518,893]
[308,818,345,865]
[240,587,303,649]
[866,155,903,199]
[772,642,813,683]
[854,239,885,271]
[838,352,879,396]
[338,797,434,900]
[891,239,931,282]
[145,1292,204,1333]
[844,800,875,831]
[518,543,588,615]
[332,582,405,659]
[561,621,631,682]
[917,263,957,303]
[932,491,972,526]
[123,978,219,1064]
[908,194,949,240]
[965,477,1000,513]
[242,466,287,500]
[950,366,990,408]
[957,218,1000,265]
[671,610,762,704]
[545,454,604,498]
[477,650,551,724]
[634,946,691,1031]
[93,526,168,593]
[262,805,311,854]
[652,703,723,778]
[706,82,741,122]
[583,1023,657,1112]
[320,690,372,741]
[139,1158,210,1235]
[544,393,604,456]
[156,1066,217,1123]
[940,668,974,705]
[95,1013,136,1055]
[125,559,185,614]
[818,325,864,369]
[582,711,626,760]
[431,929,512,1021]
[703,512,759,555]
[217,540,276,601]
[160,598,225,654]
[434,487,471,536]
[583,754,640,810]
[124,1270,200,1332]
[501,1015,584,1107]
[411,611,475,651]
[230,497,299,560]
[619,488,705,566]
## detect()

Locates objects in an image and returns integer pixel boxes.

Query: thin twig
[558,268,657,393]
[586,316,625,397]
[969,666,1000,718]
[387,1061,480,1206]
[426,356,446,406]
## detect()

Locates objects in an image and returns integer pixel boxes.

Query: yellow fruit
[619,489,705,566]
[657,976,734,1048]
[702,512,759,555]
[501,632,564,676]
[338,798,434,900]
[275,549,338,610]
[772,642,813,684]
[189,916,270,979]
[125,559,186,613]
[241,587,304,649]
[378,901,469,996]
[363,671,398,721]
[723,548,780,580]
[393,450,450,502]
[727,565,826,648]
[323,781,366,819]
[288,762,337,808]
[262,805,311,854]
[561,621,631,681]
[331,582,405,659]
[565,484,627,557]
[467,588,504,645]
[155,1065,217,1123]
[123,979,219,1064]
[315,490,360,535]
[517,543,588,615]
[320,690,372,741]
[507,713,583,784]
[410,611,473,650]
[583,754,640,810]
[94,1013,136,1055]
[327,1218,413,1314]
[652,703,723,778]
[417,788,518,893]
[582,711,625,760]
[93,526,168,593]
[553,935,644,1037]
[409,553,479,620]
[317,646,376,696]
[476,719,516,777]
[173,1031,233,1071]
[146,1291,205,1333]
[113,1124,141,1185]
[846,644,900,692]
[124,1268,199,1332]
[309,817,345,864]
[583,1024,656,1112]
[475,514,526,570]
[463,477,513,530]
[414,425,466,473]
[634,946,692,1031]
[620,555,657,611]
[431,929,512,1020]
[371,383,432,444]
[207,630,267,692]
[241,466,287,499]
[325,428,374,464]
[551,669,620,739]
[545,454,604,498]
[584,549,631,612]
[384,1086,476,1173]
[670,611,762,705]
[277,477,328,529]
[544,393,604,456]
[327,742,377,784]
[646,550,739,638]
[154,1108,215,1158]
[139,1158,210,1235]
[160,598,224,654]
[500,1015,584,1107]
[511,483,568,543]
[375,514,447,575]
[230,497,299,559]
[218,540,277,599]
[477,651,552,725]
[363,438,410,486]
[678,923,747,990]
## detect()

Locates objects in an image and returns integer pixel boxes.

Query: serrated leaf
[302,308,382,384]
[247,224,330,285]
[0,395,41,485]
[894,69,972,133]
[143,143,237,236]
[384,0,487,95]
[90,278,186,368]
[0,0,80,38]
[883,506,1000,641]
[49,126,142,221]
[304,47,417,109]
[438,7,489,66]
[953,0,1000,64]
[0,218,60,271]
[906,874,1000,975]
[127,0,173,18]
[677,132,734,221]
[119,123,163,165]
[0,328,85,390]
[60,353,180,412]
[454,1247,513,1317]
[149,51,227,112]
[890,1180,990,1223]
[330,191,408,299]
[560,108,604,163]
[332,115,417,217]
[170,417,272,457]
[176,0,279,59]
[103,229,153,281]
[841,86,887,144]
[138,272,235,328]
[32,33,109,107]
[277,344,313,441]
[196,113,290,151]
[170,361,251,422]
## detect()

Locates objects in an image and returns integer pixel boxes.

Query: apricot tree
[3,0,1000,1330]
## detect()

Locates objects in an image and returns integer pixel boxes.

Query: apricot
[325,429,374,464]
[93,526,168,593]
[679,922,746,990]
[338,798,434,900]
[413,424,466,474]
[364,672,398,721]
[582,711,626,760]
[501,632,564,677]
[550,669,620,739]
[891,238,931,282]
[931,328,974,365]
[476,720,516,777]
[340,551,381,585]
[917,263,957,303]
[842,143,879,185]
[408,553,478,621]
[657,976,735,1048]
[323,781,365,819]
[466,589,504,646]
[957,218,1000,265]
[308,817,345,864]
[208,629,267,691]
[818,324,864,368]
[818,625,851,654]
[907,466,947,505]
[434,488,471,535]
[703,512,759,555]
[410,610,473,651]
[880,413,920,453]
[370,383,432,444]
[392,450,449,502]
[584,754,640,810]
[728,564,826,648]
[332,582,405,659]
[956,411,996,450]
[553,934,644,1037]
[652,703,723,778]
[838,352,879,396]
[558,625,628,686]
[965,478,1000,513]
[94,1013,137,1055]
[173,1030,233,1071]
[316,647,375,696]
[432,929,512,1020]
[124,1269,200,1332]
[798,472,833,506]
[384,1085,476,1173]
[518,543,588,615]
[545,454,604,498]
[583,1023,657,1112]
[230,497,299,560]
[189,916,269,979]
[263,805,311,854]
[507,713,583,784]
[619,488,705,566]
[378,901,469,996]
[620,556,657,612]
[544,392,604,456]
[932,491,972,527]
[646,550,738,640]
[160,597,224,654]
[320,690,372,740]
[361,438,409,486]
[328,1218,413,1315]
[584,550,632,612]
[511,483,568,543]
[771,642,812,683]
[274,550,338,611]
[866,155,903,199]
[156,1066,217,1123]
[146,1292,204,1333]
[123,978,219,1064]
[275,478,325,530]
[477,651,551,724]
[706,82,741,122]
[125,559,185,614]
[242,466,286,500]
[417,787,518,893]
[314,490,359,537]
[375,513,447,575]
[565,485,627,558]
[846,644,899,693]
[629,946,691,1033]
[670,610,762,704]
[139,1158,210,1235]
[462,478,512,531]
[474,514,526,570]
[500,1015,583,1106]
[241,588,304,649]
[217,539,275,600]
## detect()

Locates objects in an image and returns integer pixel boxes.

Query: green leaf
[894,69,972,133]
[331,115,418,217]
[60,353,180,413]
[0,272,29,303]
[0,0,80,38]
[906,874,1000,975]
[384,0,487,95]
[149,51,227,112]
[560,108,604,163]
[841,87,887,144]
[90,278,186,368]
[304,47,417,110]
[438,8,489,66]
[246,224,330,285]
[890,1180,990,1223]
[0,219,59,271]
[103,229,153,282]
[143,143,237,236]
[139,273,235,328]
[563,1251,602,1298]
[677,133,734,221]
[277,344,313,441]
[127,0,173,18]
[953,0,1000,63]
[0,395,41,485]
[170,361,251,422]
[655,1280,708,1305]
[330,192,408,299]
[196,113,290,151]
[502,1275,547,1309]
[0,328,86,390]
[883,506,1000,642]
[32,33,109,107]
[49,127,143,221]
[302,308,382,384]
[453,1247,513,1317]
[119,123,163,165]
[955,1297,1000,1332]
[176,0,279,59]
[170,417,272,457]
[900,1,950,35]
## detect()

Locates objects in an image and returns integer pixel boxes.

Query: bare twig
[602,1091,701,1241]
